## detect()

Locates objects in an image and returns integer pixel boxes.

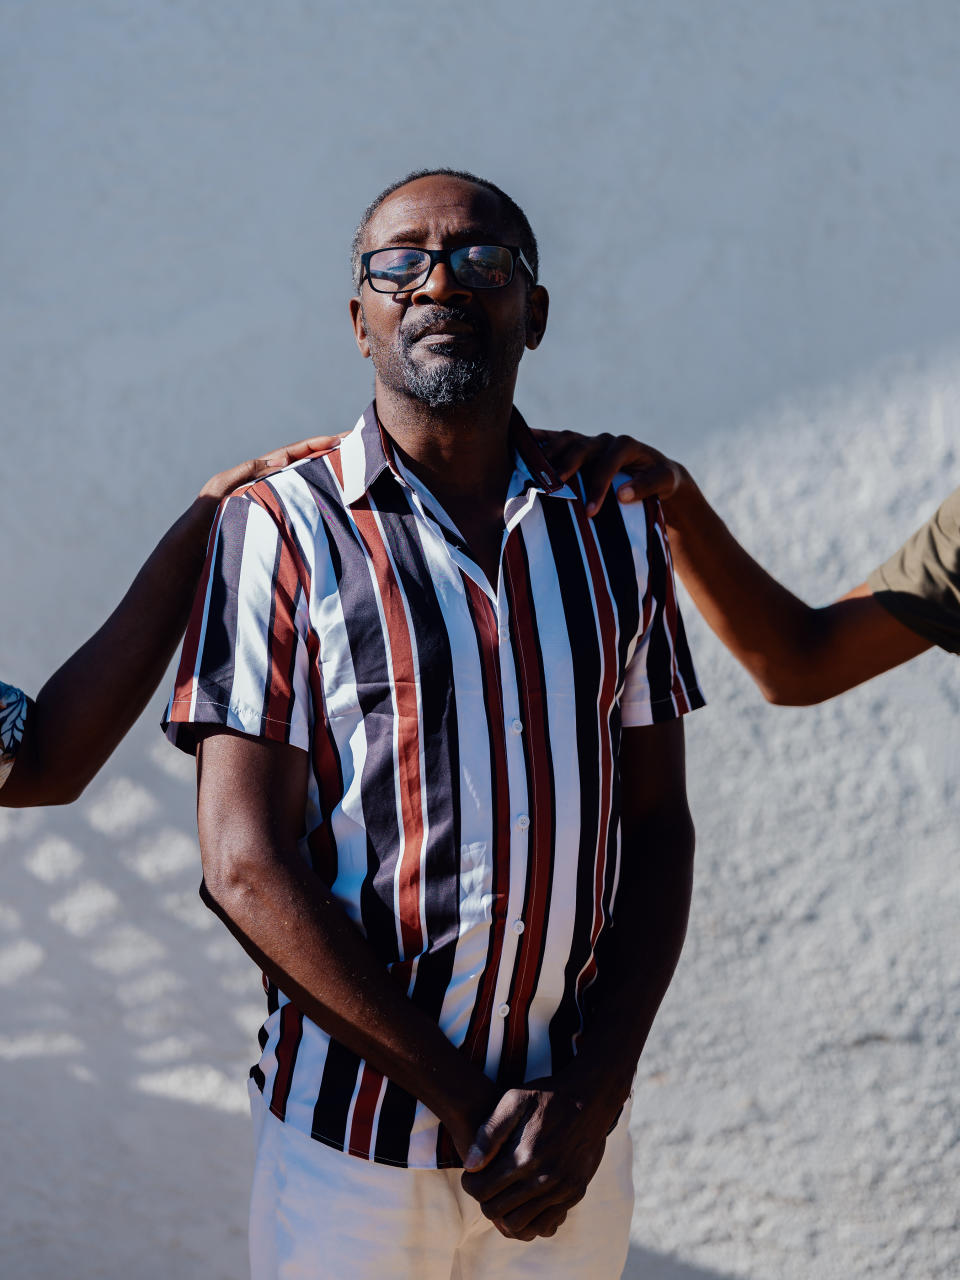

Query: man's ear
[525,285,549,351]
[349,296,371,359]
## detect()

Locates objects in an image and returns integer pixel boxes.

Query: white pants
[248,1083,634,1279]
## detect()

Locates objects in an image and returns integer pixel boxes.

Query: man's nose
[410,260,473,306]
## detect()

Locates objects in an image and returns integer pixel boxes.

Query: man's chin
[399,356,491,408]
[407,385,484,410]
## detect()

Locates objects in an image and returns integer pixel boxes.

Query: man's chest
[303,492,641,742]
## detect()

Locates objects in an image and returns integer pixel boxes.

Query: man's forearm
[201,834,497,1158]
[663,480,930,703]
[662,479,829,703]
[2,498,217,807]
[561,808,695,1114]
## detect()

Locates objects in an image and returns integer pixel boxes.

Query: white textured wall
[2,4,959,1277]
[5,1,960,676]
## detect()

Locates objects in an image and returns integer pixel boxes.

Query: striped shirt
[163,404,704,1169]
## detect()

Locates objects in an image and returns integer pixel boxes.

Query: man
[163,169,704,1279]
[543,433,958,698]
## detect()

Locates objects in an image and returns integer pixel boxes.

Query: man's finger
[529,428,578,446]
[616,461,680,506]
[480,1173,561,1225]
[582,452,636,515]
[494,1201,569,1241]
[255,434,344,474]
[199,435,347,502]
[283,432,347,459]
[534,430,608,482]
[582,438,660,515]
[548,441,606,483]
[462,1092,530,1173]
[511,1204,568,1241]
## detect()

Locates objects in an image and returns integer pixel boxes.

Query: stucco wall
[2,4,959,1277]
[5,2,960,673]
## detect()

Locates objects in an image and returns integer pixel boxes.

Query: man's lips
[402,306,483,344]
[407,321,477,342]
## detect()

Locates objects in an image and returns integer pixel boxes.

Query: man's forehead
[364,176,510,248]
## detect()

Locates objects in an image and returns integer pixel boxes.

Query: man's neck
[373,379,516,507]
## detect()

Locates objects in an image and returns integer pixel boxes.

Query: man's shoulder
[230,444,347,522]
[258,442,346,495]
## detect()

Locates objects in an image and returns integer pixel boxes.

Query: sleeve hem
[867,587,960,655]
[162,695,308,755]
[164,693,299,729]
[621,684,707,728]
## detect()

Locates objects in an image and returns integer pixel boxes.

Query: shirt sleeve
[0,681,30,789]
[866,487,960,655]
[162,488,313,754]
[619,494,706,727]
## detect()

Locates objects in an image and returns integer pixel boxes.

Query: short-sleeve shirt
[867,488,960,654]
[0,681,29,789]
[163,404,704,1169]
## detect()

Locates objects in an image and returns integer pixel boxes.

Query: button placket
[485,552,534,1050]
[498,601,510,638]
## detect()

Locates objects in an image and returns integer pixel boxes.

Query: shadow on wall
[623,1245,740,1280]
[0,713,257,1277]
[2,1084,250,1280]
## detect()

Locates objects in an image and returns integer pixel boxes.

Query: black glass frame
[359,244,535,294]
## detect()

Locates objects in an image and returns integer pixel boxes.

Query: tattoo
[0,681,28,787]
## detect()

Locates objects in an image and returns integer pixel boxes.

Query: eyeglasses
[359,244,535,294]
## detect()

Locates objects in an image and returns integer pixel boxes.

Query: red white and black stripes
[163,402,704,1170]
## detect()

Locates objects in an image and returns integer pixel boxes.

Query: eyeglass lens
[366,245,514,293]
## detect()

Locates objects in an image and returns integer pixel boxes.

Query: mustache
[401,306,489,345]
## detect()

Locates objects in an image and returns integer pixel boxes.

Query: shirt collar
[337,403,395,504]
[338,401,577,506]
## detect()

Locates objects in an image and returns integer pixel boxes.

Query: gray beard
[363,302,527,409]
[398,351,492,408]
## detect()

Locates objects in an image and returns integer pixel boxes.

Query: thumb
[463,1092,528,1172]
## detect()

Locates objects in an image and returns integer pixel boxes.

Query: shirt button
[511,719,523,734]
[512,919,525,935]
[497,1002,510,1018]
[517,815,530,831]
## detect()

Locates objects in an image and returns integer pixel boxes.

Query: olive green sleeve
[867,487,960,654]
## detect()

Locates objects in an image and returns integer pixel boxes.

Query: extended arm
[1,437,337,807]
[536,431,930,705]
[661,475,929,704]
[196,729,497,1160]
[461,719,694,1239]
